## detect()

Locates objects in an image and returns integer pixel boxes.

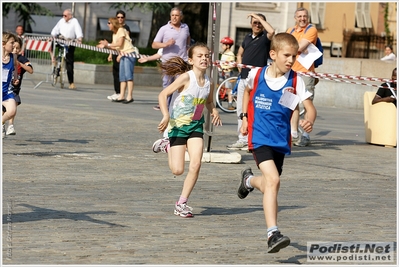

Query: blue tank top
[2,53,14,94]
[247,66,297,155]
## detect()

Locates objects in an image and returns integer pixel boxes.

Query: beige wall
[301,2,397,48]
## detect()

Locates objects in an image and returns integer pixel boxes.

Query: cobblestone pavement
[2,82,397,265]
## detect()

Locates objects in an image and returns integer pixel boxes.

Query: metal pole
[204,3,221,152]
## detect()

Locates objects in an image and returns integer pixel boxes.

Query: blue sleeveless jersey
[247,67,296,155]
[2,53,14,94]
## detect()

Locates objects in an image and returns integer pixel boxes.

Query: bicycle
[51,41,68,89]
[215,75,240,113]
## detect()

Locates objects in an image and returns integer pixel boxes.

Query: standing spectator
[97,17,136,104]
[51,9,83,90]
[2,32,19,138]
[238,33,316,253]
[227,13,275,151]
[286,7,318,147]
[15,25,25,55]
[5,37,33,136]
[155,43,222,217]
[372,67,397,106]
[380,45,396,61]
[107,10,131,101]
[151,6,191,111]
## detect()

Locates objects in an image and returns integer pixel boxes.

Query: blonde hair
[2,31,17,45]
[270,33,299,53]
[108,17,121,34]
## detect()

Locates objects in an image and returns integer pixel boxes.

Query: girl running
[157,43,222,217]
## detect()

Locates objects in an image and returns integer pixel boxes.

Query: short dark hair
[250,13,266,24]
[116,10,126,18]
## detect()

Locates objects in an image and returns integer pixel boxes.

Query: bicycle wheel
[51,65,58,87]
[59,57,66,89]
[216,76,238,113]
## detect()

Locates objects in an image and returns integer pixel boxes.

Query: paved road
[2,81,397,265]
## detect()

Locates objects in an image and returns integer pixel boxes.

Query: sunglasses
[63,15,68,17]
[252,21,262,26]
[117,16,124,19]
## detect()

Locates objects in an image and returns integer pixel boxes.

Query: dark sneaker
[237,167,254,199]
[267,231,290,253]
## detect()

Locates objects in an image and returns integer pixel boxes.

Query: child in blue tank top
[2,32,19,138]
[237,32,317,253]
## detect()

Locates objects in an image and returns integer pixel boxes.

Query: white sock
[245,175,254,189]
[291,131,298,138]
[267,226,279,239]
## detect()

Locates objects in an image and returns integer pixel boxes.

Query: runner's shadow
[198,205,305,216]
[3,204,126,227]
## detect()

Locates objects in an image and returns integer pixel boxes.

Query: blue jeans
[119,56,136,82]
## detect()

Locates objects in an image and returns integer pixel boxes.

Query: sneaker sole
[268,237,290,253]
[227,146,248,151]
[174,210,193,218]
[6,132,16,135]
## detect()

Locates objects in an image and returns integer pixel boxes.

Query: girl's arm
[206,83,222,126]
[138,53,161,63]
[19,61,33,74]
[157,73,190,133]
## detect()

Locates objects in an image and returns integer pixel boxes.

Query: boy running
[237,33,317,253]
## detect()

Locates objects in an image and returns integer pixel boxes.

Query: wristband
[108,43,111,47]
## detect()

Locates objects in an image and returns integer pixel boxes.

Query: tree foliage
[2,3,59,31]
[110,2,209,48]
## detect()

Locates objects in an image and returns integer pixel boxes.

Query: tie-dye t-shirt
[167,70,210,138]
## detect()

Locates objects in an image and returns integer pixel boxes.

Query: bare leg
[248,160,280,228]
[126,80,134,101]
[118,81,127,100]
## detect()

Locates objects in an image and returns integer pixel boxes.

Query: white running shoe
[152,138,170,153]
[227,140,248,150]
[174,202,193,218]
[6,124,16,135]
[107,93,120,100]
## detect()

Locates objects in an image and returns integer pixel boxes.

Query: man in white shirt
[51,9,83,89]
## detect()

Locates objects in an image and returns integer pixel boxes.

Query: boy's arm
[240,85,251,136]
[300,99,317,133]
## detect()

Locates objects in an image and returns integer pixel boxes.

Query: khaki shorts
[301,76,316,101]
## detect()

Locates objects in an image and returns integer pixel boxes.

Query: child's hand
[157,116,169,133]
[211,109,222,126]
[299,119,314,133]
[12,79,20,86]
[138,57,148,64]
[116,55,122,62]
[240,120,248,136]
[107,55,112,62]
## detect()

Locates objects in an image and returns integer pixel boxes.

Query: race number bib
[279,87,300,110]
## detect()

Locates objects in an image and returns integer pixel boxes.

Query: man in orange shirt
[287,7,318,146]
